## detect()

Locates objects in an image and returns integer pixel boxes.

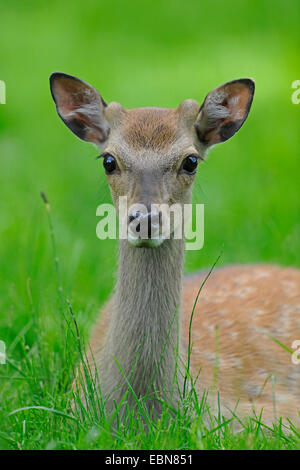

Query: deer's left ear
[195,79,255,147]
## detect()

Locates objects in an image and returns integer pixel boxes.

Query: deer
[50,73,300,426]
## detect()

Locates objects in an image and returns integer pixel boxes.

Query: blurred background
[0,0,299,347]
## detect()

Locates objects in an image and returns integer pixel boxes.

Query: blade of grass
[8,405,79,423]
[183,251,223,397]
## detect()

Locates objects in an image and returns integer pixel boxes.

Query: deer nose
[128,209,161,239]
[128,211,141,224]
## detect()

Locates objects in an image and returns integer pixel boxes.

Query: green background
[0,0,299,449]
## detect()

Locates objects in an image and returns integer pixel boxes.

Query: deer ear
[195,79,254,147]
[50,73,110,146]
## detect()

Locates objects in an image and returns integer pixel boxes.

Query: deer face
[50,73,254,247]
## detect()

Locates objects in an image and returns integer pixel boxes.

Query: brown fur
[122,108,179,151]
[88,264,300,423]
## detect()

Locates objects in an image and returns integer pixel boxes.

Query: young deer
[50,73,300,424]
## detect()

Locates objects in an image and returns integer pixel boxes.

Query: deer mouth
[127,231,164,248]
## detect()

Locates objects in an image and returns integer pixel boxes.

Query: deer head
[50,73,254,247]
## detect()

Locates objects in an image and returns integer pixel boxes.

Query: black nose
[128,211,141,223]
[128,211,160,238]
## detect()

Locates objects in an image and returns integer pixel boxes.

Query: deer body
[50,74,300,424]
[89,263,300,423]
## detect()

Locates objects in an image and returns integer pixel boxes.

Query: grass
[0,0,299,450]
[0,195,299,450]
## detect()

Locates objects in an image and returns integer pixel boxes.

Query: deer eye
[180,155,198,174]
[103,154,117,173]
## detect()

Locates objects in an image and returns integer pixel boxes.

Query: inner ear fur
[50,72,109,145]
[195,78,255,146]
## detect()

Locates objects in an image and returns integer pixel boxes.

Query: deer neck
[102,237,185,403]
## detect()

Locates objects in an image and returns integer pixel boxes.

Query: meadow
[0,0,299,450]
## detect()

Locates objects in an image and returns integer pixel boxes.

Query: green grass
[0,0,299,450]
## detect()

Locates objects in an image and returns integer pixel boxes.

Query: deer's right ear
[50,73,109,146]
